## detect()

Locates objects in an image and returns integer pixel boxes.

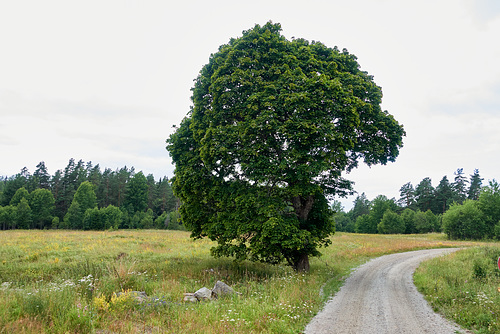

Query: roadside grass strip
[415,246,500,334]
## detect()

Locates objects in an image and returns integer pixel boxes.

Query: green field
[0,230,486,333]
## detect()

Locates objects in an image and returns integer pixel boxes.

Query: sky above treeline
[1,0,499,210]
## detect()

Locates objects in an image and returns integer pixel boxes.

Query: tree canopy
[167,22,405,271]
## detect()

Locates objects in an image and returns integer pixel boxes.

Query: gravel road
[304,248,470,334]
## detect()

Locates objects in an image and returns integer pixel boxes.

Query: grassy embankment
[0,230,481,333]
[415,246,500,334]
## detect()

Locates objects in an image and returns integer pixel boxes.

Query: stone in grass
[183,293,198,303]
[194,287,213,301]
[212,281,237,299]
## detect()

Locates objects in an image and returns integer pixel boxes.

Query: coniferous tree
[452,168,468,204]
[33,161,51,189]
[349,193,371,222]
[124,171,148,213]
[434,176,453,214]
[415,177,435,212]
[468,169,483,200]
[398,182,416,209]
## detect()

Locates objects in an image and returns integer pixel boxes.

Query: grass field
[0,230,483,333]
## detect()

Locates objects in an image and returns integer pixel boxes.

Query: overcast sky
[1,0,499,209]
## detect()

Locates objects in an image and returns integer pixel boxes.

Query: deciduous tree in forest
[167,22,405,271]
[64,181,97,229]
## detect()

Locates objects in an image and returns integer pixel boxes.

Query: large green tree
[167,22,405,271]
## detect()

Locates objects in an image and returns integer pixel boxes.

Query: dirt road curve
[304,248,470,334]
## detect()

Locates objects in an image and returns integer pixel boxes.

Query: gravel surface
[304,248,471,334]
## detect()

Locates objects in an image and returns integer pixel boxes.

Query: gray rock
[212,281,236,298]
[194,287,213,301]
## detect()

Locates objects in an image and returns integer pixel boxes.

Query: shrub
[377,210,405,234]
[442,200,486,240]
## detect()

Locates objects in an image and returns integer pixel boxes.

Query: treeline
[0,159,181,230]
[334,168,500,240]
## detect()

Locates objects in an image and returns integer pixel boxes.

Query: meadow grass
[0,230,478,333]
[415,245,500,334]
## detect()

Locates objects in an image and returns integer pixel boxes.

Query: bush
[442,200,486,240]
[377,210,405,234]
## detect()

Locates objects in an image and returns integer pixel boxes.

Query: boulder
[212,281,236,298]
[194,287,213,301]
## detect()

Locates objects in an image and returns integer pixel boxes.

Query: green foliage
[167,22,404,270]
[354,214,374,234]
[414,210,438,233]
[401,208,417,234]
[332,211,354,232]
[64,181,97,229]
[442,200,486,240]
[377,210,405,234]
[477,180,500,238]
[9,187,29,206]
[124,172,148,214]
[29,188,55,229]
[15,198,33,229]
[415,177,434,213]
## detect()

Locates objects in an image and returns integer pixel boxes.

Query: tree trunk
[292,195,314,222]
[290,194,315,272]
[294,253,310,272]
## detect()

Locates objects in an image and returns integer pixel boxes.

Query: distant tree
[467,169,483,200]
[377,210,405,234]
[1,173,28,206]
[452,168,468,204]
[15,198,33,229]
[101,205,122,230]
[139,209,155,229]
[349,193,371,222]
[443,200,486,240]
[29,188,55,229]
[33,161,51,189]
[9,187,30,206]
[83,208,102,230]
[401,208,417,234]
[64,181,97,229]
[413,210,438,233]
[434,176,453,214]
[154,177,176,215]
[333,211,354,232]
[370,195,399,226]
[355,214,374,234]
[0,205,16,230]
[398,182,416,209]
[414,177,435,212]
[124,172,149,213]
